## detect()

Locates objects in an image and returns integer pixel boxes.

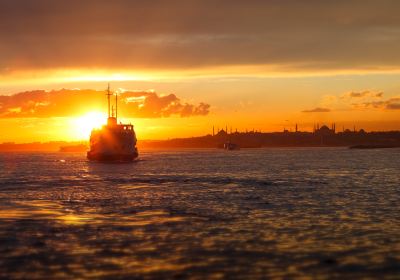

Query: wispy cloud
[354,97,400,110]
[341,90,384,99]
[0,89,210,118]
[302,107,331,113]
[386,100,400,110]
[305,90,400,112]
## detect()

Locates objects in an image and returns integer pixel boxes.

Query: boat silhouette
[87,85,138,161]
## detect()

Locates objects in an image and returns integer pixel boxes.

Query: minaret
[295,123,298,132]
[213,126,215,136]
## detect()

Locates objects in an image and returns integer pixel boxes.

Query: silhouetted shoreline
[2,129,400,151]
[140,128,400,149]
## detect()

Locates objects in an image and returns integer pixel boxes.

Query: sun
[70,111,107,140]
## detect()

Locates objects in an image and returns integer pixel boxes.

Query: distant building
[314,124,336,136]
[216,129,228,137]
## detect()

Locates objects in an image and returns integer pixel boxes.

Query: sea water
[0,148,399,278]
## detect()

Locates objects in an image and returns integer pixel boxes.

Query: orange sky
[1,1,400,142]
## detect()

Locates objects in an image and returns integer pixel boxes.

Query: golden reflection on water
[0,199,193,278]
[0,200,185,226]
[0,201,63,219]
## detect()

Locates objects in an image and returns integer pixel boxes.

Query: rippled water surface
[0,148,399,279]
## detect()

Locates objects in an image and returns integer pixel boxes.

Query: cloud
[121,91,210,117]
[302,107,331,113]
[357,97,400,110]
[386,101,400,110]
[341,91,384,99]
[1,1,400,73]
[0,89,210,118]
[312,89,400,111]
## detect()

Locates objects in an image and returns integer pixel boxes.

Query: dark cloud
[302,107,331,113]
[386,101,400,110]
[342,91,384,99]
[1,0,400,72]
[352,96,400,110]
[0,89,210,118]
[338,89,400,110]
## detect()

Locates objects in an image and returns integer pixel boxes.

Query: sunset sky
[1,0,400,142]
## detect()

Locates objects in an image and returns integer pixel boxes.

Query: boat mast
[106,83,112,118]
[115,91,118,121]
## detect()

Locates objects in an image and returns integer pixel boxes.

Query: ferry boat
[87,85,139,161]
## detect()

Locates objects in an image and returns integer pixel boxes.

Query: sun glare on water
[70,111,107,140]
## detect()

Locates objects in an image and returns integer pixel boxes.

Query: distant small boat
[223,142,240,150]
[349,144,399,149]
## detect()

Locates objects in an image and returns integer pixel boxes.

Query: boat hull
[87,151,138,162]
